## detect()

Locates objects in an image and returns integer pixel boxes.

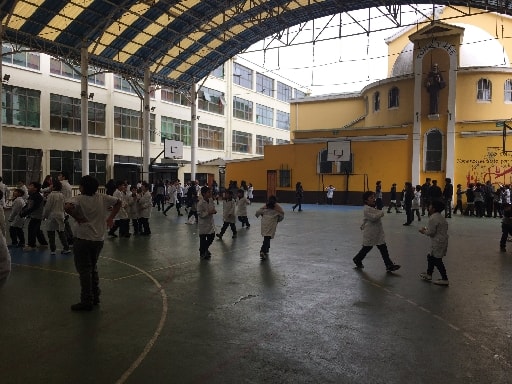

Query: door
[267,170,277,200]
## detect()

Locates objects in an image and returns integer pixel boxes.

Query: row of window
[233,62,306,101]
[3,45,292,130]
[1,85,289,153]
[1,146,106,186]
[372,78,512,112]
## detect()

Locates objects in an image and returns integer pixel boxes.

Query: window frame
[477,78,492,102]
[388,87,399,109]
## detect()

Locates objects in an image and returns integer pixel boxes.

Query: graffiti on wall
[456,148,512,186]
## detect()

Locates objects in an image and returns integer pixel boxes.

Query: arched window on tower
[477,78,492,101]
[388,87,399,108]
[373,91,380,112]
[424,129,443,172]
[504,79,512,103]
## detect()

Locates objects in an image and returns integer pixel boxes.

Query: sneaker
[419,272,432,281]
[246,225,250,229]
[386,264,401,272]
[232,233,237,239]
[260,251,267,261]
[216,234,223,240]
[352,257,364,269]
[162,211,167,216]
[70,302,93,311]
[108,233,118,238]
[22,246,36,251]
[433,279,449,286]
[501,247,507,252]
[61,249,71,255]
[50,251,56,255]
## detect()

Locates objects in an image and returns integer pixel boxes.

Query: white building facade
[1,45,306,187]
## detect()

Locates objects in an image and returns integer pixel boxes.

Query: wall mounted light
[2,74,10,83]
[150,106,156,112]
[88,93,94,100]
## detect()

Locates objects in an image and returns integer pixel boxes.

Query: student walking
[186,187,199,224]
[216,190,237,240]
[108,181,130,238]
[412,185,422,221]
[65,175,121,311]
[375,181,383,210]
[138,182,153,235]
[419,200,449,286]
[247,183,254,204]
[292,181,304,212]
[499,204,512,252]
[255,195,284,261]
[453,184,464,215]
[387,183,401,213]
[127,185,140,235]
[20,182,49,251]
[8,188,26,248]
[236,188,251,229]
[42,180,70,255]
[352,191,401,272]
[325,185,336,205]
[58,171,74,245]
[197,186,217,260]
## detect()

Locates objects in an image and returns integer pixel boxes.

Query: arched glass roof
[1,0,511,89]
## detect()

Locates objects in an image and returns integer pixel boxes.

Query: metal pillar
[0,26,3,174]
[80,45,89,175]
[191,82,198,181]
[143,68,151,182]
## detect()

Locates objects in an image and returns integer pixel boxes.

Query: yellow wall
[290,97,365,132]
[456,71,512,121]
[227,8,512,204]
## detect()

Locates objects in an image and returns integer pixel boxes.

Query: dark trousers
[238,215,250,227]
[426,254,448,280]
[327,197,333,205]
[109,219,130,236]
[261,236,271,253]
[131,218,140,234]
[154,194,164,210]
[353,243,393,267]
[453,199,463,214]
[292,197,303,211]
[219,222,237,235]
[421,198,430,215]
[199,233,215,255]
[9,226,25,246]
[139,217,150,235]
[376,198,383,210]
[27,218,48,247]
[188,210,198,222]
[73,238,103,305]
[444,199,452,218]
[47,230,69,252]
[500,223,512,248]
[387,202,400,213]
[64,215,74,245]
[405,204,413,224]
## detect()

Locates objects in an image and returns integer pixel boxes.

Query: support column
[143,68,151,182]
[191,82,198,181]
[412,57,422,187]
[80,45,89,175]
[445,58,457,182]
[0,26,4,174]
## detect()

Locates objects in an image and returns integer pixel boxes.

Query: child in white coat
[8,188,26,247]
[216,190,237,239]
[352,191,401,272]
[255,195,284,261]
[419,200,449,285]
